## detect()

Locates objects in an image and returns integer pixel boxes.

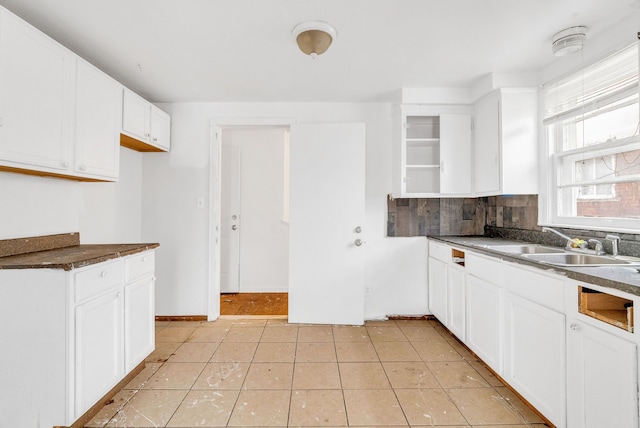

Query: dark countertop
[0,243,159,271]
[430,236,640,297]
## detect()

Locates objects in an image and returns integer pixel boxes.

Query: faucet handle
[588,239,604,254]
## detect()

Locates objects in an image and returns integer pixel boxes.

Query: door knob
[231,225,238,230]
[355,238,364,247]
[355,226,362,233]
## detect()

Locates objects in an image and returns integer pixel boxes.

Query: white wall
[222,128,289,292]
[143,102,428,318]
[0,146,143,243]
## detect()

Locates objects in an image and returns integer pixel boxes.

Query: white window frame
[540,43,640,233]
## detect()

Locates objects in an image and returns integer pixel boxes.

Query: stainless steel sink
[486,244,566,255]
[522,253,640,266]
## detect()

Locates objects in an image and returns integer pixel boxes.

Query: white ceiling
[0,0,636,102]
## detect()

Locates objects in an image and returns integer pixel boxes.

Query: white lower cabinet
[75,287,125,414]
[566,280,639,428]
[504,293,565,427]
[466,274,502,372]
[428,256,448,322]
[125,276,155,371]
[567,320,638,428]
[426,239,640,428]
[0,250,155,428]
[428,240,466,340]
[447,264,465,340]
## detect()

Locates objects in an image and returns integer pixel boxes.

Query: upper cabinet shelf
[392,104,472,197]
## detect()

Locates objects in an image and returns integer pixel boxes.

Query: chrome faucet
[542,227,574,249]
[588,239,605,255]
[606,235,621,256]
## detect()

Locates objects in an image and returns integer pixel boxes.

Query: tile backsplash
[387,194,640,257]
[387,194,538,237]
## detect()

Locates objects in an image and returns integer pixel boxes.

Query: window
[542,43,640,231]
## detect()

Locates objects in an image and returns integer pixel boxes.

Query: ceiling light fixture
[552,26,587,57]
[292,21,337,59]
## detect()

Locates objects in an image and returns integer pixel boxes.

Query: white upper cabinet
[0,7,123,181]
[0,6,171,181]
[392,105,471,197]
[74,59,122,180]
[0,8,75,174]
[121,88,170,152]
[473,88,538,196]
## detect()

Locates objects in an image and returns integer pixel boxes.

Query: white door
[220,144,241,293]
[288,123,366,325]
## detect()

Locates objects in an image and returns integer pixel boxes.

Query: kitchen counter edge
[430,236,640,297]
[0,243,160,271]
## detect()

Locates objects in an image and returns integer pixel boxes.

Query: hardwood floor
[220,292,288,316]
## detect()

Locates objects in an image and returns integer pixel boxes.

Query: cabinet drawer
[74,259,124,302]
[503,262,564,312]
[429,240,449,262]
[466,252,502,284]
[125,251,154,282]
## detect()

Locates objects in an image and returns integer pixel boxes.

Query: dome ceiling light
[292,21,338,59]
[552,26,587,57]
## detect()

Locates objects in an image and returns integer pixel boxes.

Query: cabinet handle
[100,271,108,278]
[152,137,158,142]
[142,257,147,262]
[0,117,3,127]
[570,323,580,331]
[440,161,444,173]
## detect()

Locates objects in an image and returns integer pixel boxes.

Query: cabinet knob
[570,323,581,331]
[100,271,108,278]
[0,117,3,127]
[152,137,158,142]
[62,162,69,168]
[145,133,151,138]
[355,238,365,247]
[440,161,445,173]
[142,257,147,262]
[116,291,122,297]
[79,165,86,171]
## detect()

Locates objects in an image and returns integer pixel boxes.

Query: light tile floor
[86,318,550,427]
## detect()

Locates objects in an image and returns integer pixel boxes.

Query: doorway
[219,126,290,315]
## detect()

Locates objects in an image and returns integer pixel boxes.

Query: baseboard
[65,359,147,428]
[155,315,208,321]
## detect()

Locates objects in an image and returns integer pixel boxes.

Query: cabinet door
[473,91,500,195]
[428,257,447,323]
[505,293,565,427]
[466,275,502,373]
[0,9,74,172]
[567,320,638,428]
[150,105,170,151]
[74,59,121,179]
[440,114,471,194]
[124,276,155,371]
[122,88,150,141]
[447,265,465,340]
[75,288,124,417]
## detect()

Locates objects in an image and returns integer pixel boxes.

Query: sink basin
[522,253,640,266]
[487,244,566,255]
